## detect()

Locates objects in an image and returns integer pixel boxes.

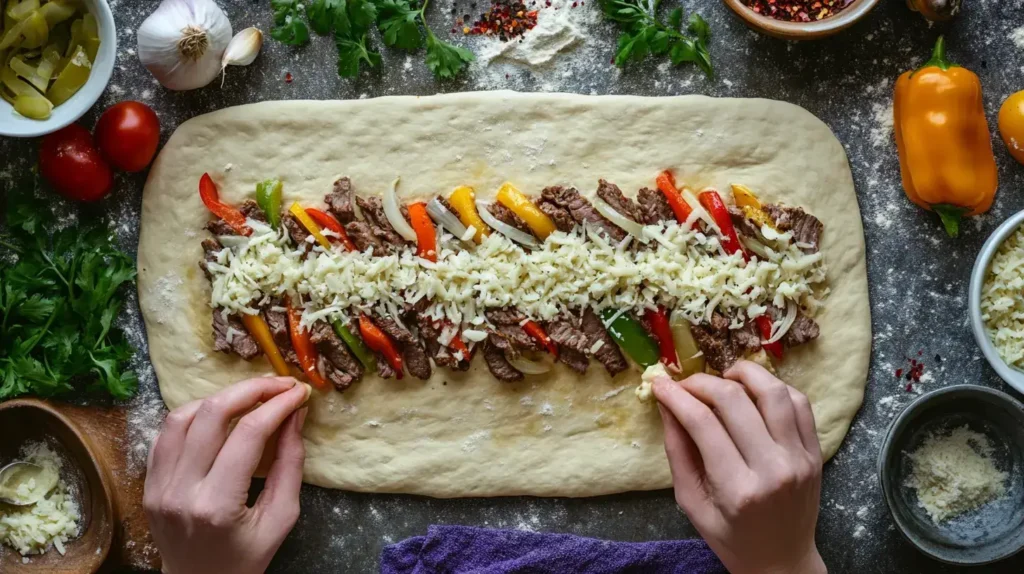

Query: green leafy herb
[0,189,138,401]
[336,31,382,78]
[599,0,713,76]
[377,0,475,79]
[270,0,311,46]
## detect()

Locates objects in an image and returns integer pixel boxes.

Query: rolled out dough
[138,92,871,498]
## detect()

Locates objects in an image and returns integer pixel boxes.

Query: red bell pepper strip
[408,202,437,262]
[522,320,558,358]
[698,189,748,260]
[755,316,784,360]
[199,173,251,236]
[655,171,694,225]
[359,314,404,379]
[449,331,470,357]
[305,208,357,252]
[644,308,680,372]
[286,302,328,389]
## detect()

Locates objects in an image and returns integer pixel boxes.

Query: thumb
[253,407,307,544]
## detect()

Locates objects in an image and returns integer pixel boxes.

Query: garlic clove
[220,27,263,87]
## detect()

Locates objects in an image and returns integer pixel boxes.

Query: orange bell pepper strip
[449,186,490,244]
[496,183,557,239]
[199,173,251,236]
[522,320,557,358]
[359,314,404,379]
[240,314,291,376]
[288,203,332,249]
[655,171,694,225]
[755,316,784,360]
[644,308,680,371]
[407,202,437,262]
[305,207,356,252]
[894,36,998,238]
[286,302,328,389]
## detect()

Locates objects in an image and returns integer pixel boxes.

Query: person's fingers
[680,374,777,465]
[787,387,822,463]
[724,361,803,452]
[175,377,300,482]
[145,399,203,498]
[653,378,747,480]
[205,383,311,491]
[658,403,717,520]
[253,407,307,544]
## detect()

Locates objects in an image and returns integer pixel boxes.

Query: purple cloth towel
[380,525,726,574]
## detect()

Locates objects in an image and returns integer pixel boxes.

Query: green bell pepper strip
[332,319,377,371]
[599,309,660,368]
[256,179,283,229]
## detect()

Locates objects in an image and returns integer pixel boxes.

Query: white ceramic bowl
[969,209,1024,394]
[0,0,116,138]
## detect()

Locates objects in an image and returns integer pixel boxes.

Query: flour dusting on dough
[462,430,491,453]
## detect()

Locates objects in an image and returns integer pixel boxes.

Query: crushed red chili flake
[897,355,927,391]
[895,368,903,378]
[742,0,853,22]
[464,0,538,41]
[284,72,293,83]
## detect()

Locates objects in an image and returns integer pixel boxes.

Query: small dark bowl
[722,0,881,40]
[878,385,1024,566]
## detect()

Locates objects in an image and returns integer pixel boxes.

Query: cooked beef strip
[486,307,525,326]
[732,321,762,354]
[483,337,524,382]
[417,315,470,371]
[542,186,626,242]
[325,177,357,224]
[262,306,298,365]
[728,206,762,240]
[239,199,267,222]
[199,238,222,279]
[768,306,821,348]
[486,202,532,235]
[356,196,409,248]
[375,316,416,345]
[690,313,739,373]
[310,322,363,391]
[581,308,628,376]
[559,348,589,374]
[636,187,674,225]
[373,315,432,380]
[536,199,575,232]
[205,219,235,236]
[485,308,541,355]
[377,356,397,379]
[546,317,590,355]
[762,204,823,253]
[596,180,640,222]
[283,214,311,246]
[212,309,260,360]
[345,221,391,255]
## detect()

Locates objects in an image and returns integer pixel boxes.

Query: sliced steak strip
[762,204,823,253]
[728,206,761,241]
[486,308,541,355]
[637,187,674,225]
[346,221,390,255]
[768,306,821,348]
[731,321,762,354]
[356,196,409,248]
[325,177,357,224]
[377,356,397,379]
[310,321,363,391]
[546,316,591,374]
[374,315,432,380]
[581,308,628,376]
[690,313,739,373]
[487,202,532,235]
[212,309,260,360]
[483,337,524,383]
[199,238,222,279]
[536,199,575,232]
[262,305,298,365]
[239,199,267,222]
[205,219,235,236]
[596,180,640,222]
[542,186,626,242]
[417,315,470,371]
[283,214,311,247]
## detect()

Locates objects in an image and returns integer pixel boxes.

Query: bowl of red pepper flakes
[723,0,880,40]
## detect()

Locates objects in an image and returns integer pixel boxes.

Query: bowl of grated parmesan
[879,385,1024,565]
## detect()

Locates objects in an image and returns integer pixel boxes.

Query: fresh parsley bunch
[600,0,713,77]
[269,0,474,79]
[0,190,138,400]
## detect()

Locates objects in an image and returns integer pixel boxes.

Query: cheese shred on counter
[982,225,1024,369]
[207,219,827,327]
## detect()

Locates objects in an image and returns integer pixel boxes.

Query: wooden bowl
[722,0,881,40]
[0,399,114,573]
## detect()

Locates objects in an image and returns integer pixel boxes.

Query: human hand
[144,377,311,574]
[653,361,825,574]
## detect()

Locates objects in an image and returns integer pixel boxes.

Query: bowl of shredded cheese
[879,385,1024,565]
[0,399,113,572]
[971,210,1024,393]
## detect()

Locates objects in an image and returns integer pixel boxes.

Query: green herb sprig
[599,0,713,77]
[0,190,138,401]
[377,0,474,79]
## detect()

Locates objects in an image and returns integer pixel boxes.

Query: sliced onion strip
[475,200,541,248]
[507,354,553,375]
[764,300,798,345]
[384,177,418,242]
[592,196,650,244]
[681,188,721,235]
[426,197,472,245]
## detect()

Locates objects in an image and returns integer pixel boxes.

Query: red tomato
[39,124,114,202]
[94,101,160,172]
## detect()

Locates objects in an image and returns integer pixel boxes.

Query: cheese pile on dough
[206,219,827,330]
[904,425,1008,523]
[981,225,1024,369]
[0,443,81,556]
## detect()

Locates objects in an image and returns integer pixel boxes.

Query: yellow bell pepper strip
[755,316,783,360]
[698,190,748,260]
[894,36,998,238]
[239,314,291,376]
[288,202,332,249]
[286,301,329,390]
[731,183,760,210]
[199,173,251,236]
[998,90,1024,166]
[407,202,438,262]
[359,314,404,379]
[644,308,680,371]
[655,171,694,225]
[496,182,557,239]
[449,186,490,244]
[306,208,357,252]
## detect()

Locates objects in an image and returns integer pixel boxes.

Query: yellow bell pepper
[239,314,291,376]
[448,185,490,244]
[894,36,998,238]
[288,202,332,249]
[730,183,774,230]
[998,90,1024,166]
[496,182,556,239]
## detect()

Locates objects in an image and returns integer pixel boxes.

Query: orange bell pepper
[998,90,1024,166]
[655,171,693,224]
[286,302,328,389]
[239,314,291,376]
[894,36,998,238]
[407,202,437,262]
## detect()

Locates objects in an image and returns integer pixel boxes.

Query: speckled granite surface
[3,0,1024,571]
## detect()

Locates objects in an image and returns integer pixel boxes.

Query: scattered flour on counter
[478,0,587,66]
[869,102,894,148]
[1010,26,1024,50]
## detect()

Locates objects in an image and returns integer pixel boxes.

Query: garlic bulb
[137,0,232,91]
[221,27,263,87]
